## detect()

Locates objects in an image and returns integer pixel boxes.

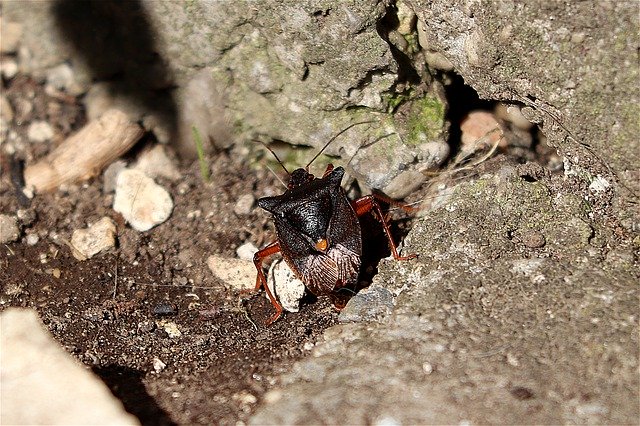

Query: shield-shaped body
[257,167,362,296]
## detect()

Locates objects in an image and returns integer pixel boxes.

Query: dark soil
[0,75,340,425]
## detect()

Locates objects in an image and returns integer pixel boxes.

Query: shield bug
[248,123,416,324]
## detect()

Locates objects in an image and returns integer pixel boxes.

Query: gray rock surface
[0,308,139,425]
[251,164,639,424]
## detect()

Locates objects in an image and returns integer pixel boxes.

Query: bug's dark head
[287,168,315,189]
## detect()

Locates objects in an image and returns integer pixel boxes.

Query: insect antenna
[305,120,377,170]
[253,138,290,176]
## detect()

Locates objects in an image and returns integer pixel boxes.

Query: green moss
[404,95,445,145]
[403,33,420,54]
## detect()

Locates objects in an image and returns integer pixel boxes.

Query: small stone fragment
[460,110,505,151]
[207,255,255,290]
[113,169,173,232]
[153,302,177,317]
[152,357,167,373]
[133,145,180,181]
[70,217,117,260]
[236,241,258,261]
[27,120,55,143]
[102,160,127,193]
[494,103,533,130]
[158,320,181,338]
[0,58,18,80]
[234,194,256,216]
[0,20,23,53]
[0,95,14,122]
[339,285,394,323]
[45,63,88,97]
[16,209,36,227]
[0,214,20,243]
[521,229,546,248]
[383,170,427,199]
[267,259,306,313]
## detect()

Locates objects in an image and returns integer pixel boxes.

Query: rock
[0,95,14,122]
[234,193,255,216]
[27,120,55,143]
[0,20,23,53]
[207,255,255,290]
[0,58,19,80]
[267,259,306,313]
[0,214,20,243]
[102,160,128,193]
[16,209,36,226]
[236,241,258,261]
[133,144,181,181]
[460,110,505,151]
[494,103,533,131]
[45,63,88,97]
[383,170,427,199]
[70,217,117,260]
[0,308,139,425]
[113,169,174,232]
[338,285,394,323]
[416,141,450,172]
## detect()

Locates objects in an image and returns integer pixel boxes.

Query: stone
[0,95,14,122]
[266,259,306,313]
[0,19,23,53]
[0,58,18,80]
[0,214,20,243]
[382,170,427,199]
[338,285,394,323]
[113,169,173,232]
[460,110,505,151]
[45,63,88,97]
[70,217,117,260]
[207,255,255,290]
[234,193,256,216]
[0,308,139,425]
[236,241,258,261]
[133,144,181,181]
[27,120,55,143]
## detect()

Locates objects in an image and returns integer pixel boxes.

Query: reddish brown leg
[242,241,284,325]
[352,195,417,261]
[321,163,335,178]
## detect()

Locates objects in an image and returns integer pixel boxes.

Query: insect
[248,123,416,325]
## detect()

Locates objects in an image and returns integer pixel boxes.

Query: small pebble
[207,255,255,290]
[236,241,258,261]
[27,120,55,143]
[0,95,13,122]
[383,169,427,199]
[16,209,36,226]
[70,217,117,260]
[0,214,20,243]
[234,194,256,216]
[339,285,394,323]
[460,110,505,150]
[521,229,546,248]
[152,357,167,373]
[25,233,39,245]
[267,259,306,313]
[0,58,18,80]
[158,320,181,338]
[153,302,177,317]
[133,144,180,181]
[45,63,87,97]
[0,21,23,53]
[113,169,174,232]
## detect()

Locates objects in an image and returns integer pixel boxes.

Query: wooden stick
[24,109,144,193]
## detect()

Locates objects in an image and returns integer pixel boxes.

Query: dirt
[0,74,344,425]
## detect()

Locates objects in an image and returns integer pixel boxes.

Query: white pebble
[26,234,39,246]
[0,214,20,243]
[27,121,54,143]
[70,217,117,261]
[234,194,255,216]
[267,259,306,313]
[152,357,167,373]
[0,58,18,80]
[207,255,255,290]
[133,144,180,181]
[236,242,258,261]
[113,169,173,232]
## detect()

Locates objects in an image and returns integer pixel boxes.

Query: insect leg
[352,195,417,261]
[251,241,284,325]
[321,163,335,178]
